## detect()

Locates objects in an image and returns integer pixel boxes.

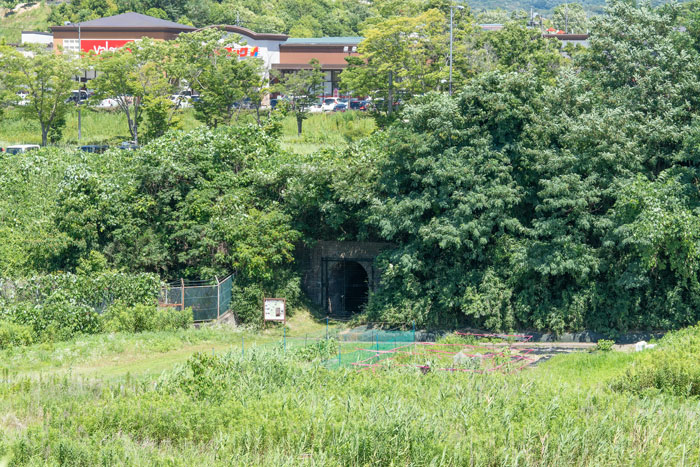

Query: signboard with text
[81,39,135,54]
[224,46,259,58]
[263,298,286,322]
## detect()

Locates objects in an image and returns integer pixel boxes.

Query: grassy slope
[0,3,52,44]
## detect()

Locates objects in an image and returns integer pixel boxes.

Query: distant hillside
[471,0,690,16]
[0,0,695,43]
[0,2,52,44]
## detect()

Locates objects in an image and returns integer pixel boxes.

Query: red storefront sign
[81,39,135,54]
[223,46,259,58]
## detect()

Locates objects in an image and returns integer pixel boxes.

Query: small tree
[0,45,79,146]
[273,59,324,135]
[552,3,589,34]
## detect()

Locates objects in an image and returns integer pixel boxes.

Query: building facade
[276,37,361,95]
[50,12,196,54]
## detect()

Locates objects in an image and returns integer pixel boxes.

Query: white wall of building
[21,31,53,45]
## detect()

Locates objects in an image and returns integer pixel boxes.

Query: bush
[101,303,155,333]
[293,338,338,361]
[612,325,700,397]
[0,321,35,349]
[595,339,615,352]
[102,303,192,333]
[0,301,101,341]
[152,307,193,331]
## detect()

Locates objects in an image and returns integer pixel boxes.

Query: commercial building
[47,12,361,95]
[50,12,196,54]
[276,37,362,95]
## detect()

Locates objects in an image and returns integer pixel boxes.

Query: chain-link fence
[159,275,233,322]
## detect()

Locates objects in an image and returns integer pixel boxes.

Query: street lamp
[449,4,465,96]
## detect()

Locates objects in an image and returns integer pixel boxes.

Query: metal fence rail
[159,275,233,322]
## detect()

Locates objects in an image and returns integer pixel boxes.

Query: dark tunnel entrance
[323,259,370,317]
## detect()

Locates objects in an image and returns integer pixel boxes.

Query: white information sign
[263,298,286,322]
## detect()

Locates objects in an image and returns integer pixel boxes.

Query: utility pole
[387,70,393,116]
[448,4,464,96]
[78,21,82,142]
[449,5,454,96]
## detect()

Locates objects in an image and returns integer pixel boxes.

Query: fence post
[338,347,341,366]
[326,316,329,340]
[216,276,220,320]
[180,278,185,311]
[242,337,244,357]
[284,326,286,352]
[413,321,416,343]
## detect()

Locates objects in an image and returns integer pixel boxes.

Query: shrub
[0,321,35,349]
[595,339,615,352]
[102,303,192,333]
[152,307,193,331]
[293,338,338,361]
[101,303,156,333]
[612,325,700,397]
[0,301,101,341]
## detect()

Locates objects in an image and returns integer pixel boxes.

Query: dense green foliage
[101,303,193,333]
[357,1,700,333]
[4,2,700,334]
[0,271,161,342]
[0,321,34,349]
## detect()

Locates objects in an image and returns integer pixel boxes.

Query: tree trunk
[297,114,303,135]
[41,124,48,147]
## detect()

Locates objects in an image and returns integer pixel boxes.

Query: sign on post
[263,298,286,323]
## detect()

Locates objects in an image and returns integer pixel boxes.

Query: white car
[321,97,340,112]
[308,103,323,113]
[4,144,40,154]
[96,98,119,108]
[171,94,192,108]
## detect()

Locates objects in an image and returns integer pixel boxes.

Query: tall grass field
[0,108,376,154]
[1,314,700,465]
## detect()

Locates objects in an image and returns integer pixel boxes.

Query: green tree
[552,3,589,34]
[484,22,565,79]
[342,10,450,101]
[273,59,324,135]
[0,45,80,146]
[173,29,265,128]
[89,38,178,145]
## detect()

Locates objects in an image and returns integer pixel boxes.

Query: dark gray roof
[55,12,196,30]
[283,37,362,45]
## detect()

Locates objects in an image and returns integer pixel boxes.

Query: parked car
[170,95,192,108]
[66,90,89,104]
[4,144,40,155]
[321,97,340,112]
[118,141,139,151]
[95,98,119,109]
[333,103,348,112]
[349,100,367,111]
[78,145,109,154]
[308,103,323,113]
